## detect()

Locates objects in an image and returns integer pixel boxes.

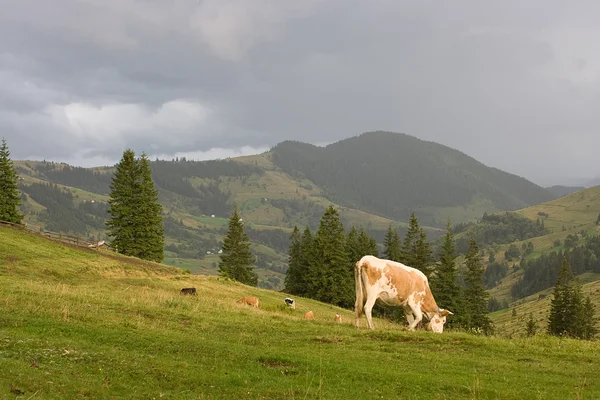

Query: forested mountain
[13,131,565,290]
[271,132,554,226]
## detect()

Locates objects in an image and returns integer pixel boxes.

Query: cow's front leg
[407,304,423,331]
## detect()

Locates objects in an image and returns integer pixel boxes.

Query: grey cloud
[1,0,599,185]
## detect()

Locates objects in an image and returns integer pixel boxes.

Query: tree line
[283,206,494,334]
[511,235,600,299]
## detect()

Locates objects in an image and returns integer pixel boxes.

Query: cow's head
[427,309,453,333]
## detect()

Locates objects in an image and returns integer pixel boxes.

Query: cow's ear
[439,309,453,317]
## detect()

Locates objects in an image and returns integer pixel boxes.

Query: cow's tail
[354,259,365,319]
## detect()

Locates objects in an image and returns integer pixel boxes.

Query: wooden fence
[0,220,115,252]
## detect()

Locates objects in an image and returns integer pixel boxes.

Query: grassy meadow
[2,225,600,399]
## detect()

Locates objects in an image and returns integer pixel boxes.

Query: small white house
[218,250,223,254]
[211,214,215,218]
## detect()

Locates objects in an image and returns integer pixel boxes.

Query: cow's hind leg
[364,295,377,330]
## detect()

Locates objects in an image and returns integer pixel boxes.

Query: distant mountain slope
[271,131,554,225]
[544,185,584,198]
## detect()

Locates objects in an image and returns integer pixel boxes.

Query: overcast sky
[1,0,599,186]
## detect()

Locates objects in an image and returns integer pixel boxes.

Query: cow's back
[358,256,432,306]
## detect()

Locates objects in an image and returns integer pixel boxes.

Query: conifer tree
[525,313,538,337]
[299,226,315,296]
[400,212,420,266]
[548,257,574,337]
[107,150,164,262]
[310,205,350,307]
[579,296,598,340]
[413,228,433,278]
[0,138,24,224]
[107,149,139,256]
[346,225,361,265]
[383,225,401,261]
[357,227,379,257]
[463,236,493,334]
[218,206,257,286]
[134,153,164,262]
[431,220,462,328]
[284,226,305,294]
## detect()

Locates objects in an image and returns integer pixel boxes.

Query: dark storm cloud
[0,0,599,184]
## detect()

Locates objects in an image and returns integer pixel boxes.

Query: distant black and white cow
[180,287,197,295]
[284,297,296,309]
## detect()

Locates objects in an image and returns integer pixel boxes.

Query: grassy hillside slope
[477,186,600,307]
[2,226,600,399]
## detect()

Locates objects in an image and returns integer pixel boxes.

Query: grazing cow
[354,255,453,333]
[304,311,314,320]
[284,297,296,309]
[180,287,197,295]
[237,296,259,308]
[335,313,342,323]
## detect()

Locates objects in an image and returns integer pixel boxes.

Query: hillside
[271,131,555,226]
[1,224,600,399]
[13,132,560,288]
[454,186,600,308]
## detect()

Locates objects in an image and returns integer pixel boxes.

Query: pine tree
[284,226,305,294]
[400,212,420,266]
[299,226,316,297]
[106,150,164,262]
[547,257,574,337]
[525,313,538,337]
[310,205,350,307]
[383,225,401,261]
[431,220,462,328]
[218,206,257,286]
[357,227,379,257]
[413,228,433,278]
[0,138,24,224]
[107,149,138,256]
[134,153,164,262]
[580,296,598,340]
[463,236,493,334]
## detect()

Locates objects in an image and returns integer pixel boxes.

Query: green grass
[2,226,600,399]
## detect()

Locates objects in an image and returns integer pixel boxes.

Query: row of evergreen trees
[284,206,493,334]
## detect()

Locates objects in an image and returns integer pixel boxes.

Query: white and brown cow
[354,255,453,333]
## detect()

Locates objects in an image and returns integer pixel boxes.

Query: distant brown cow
[304,311,314,320]
[237,296,259,308]
[335,313,342,323]
[180,287,197,295]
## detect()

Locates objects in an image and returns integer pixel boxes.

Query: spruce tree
[413,228,433,278]
[284,226,304,294]
[218,206,257,286]
[106,150,164,262]
[299,226,316,297]
[463,236,493,334]
[548,257,574,337]
[383,225,401,261]
[357,227,379,257]
[400,212,420,266]
[0,138,24,224]
[580,296,598,340]
[107,150,138,256]
[525,313,538,337]
[431,220,462,328]
[310,205,350,307]
[134,153,164,262]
